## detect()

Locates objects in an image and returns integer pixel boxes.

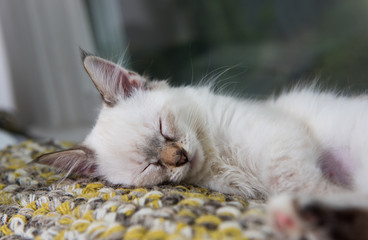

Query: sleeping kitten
[36,50,368,239]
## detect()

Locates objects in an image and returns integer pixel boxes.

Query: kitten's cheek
[189,150,199,170]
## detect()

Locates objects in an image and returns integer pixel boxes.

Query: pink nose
[161,144,188,167]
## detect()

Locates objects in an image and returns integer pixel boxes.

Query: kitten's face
[85,89,204,186]
[36,51,205,186]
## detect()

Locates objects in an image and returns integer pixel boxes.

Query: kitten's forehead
[87,87,183,162]
[87,106,160,157]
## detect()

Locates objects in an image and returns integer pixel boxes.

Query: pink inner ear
[102,62,143,98]
[42,156,96,175]
[70,160,97,175]
[36,148,98,176]
[128,72,141,88]
[117,70,135,98]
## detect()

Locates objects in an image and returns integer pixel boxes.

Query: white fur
[39,55,368,238]
[272,89,368,193]
[83,81,368,199]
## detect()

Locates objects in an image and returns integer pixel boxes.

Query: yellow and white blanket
[0,140,273,239]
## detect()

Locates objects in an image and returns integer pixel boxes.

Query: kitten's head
[36,50,206,186]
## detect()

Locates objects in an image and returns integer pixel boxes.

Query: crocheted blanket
[0,140,274,239]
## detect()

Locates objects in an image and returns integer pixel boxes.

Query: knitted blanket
[0,140,274,239]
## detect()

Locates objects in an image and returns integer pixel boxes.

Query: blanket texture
[0,140,274,239]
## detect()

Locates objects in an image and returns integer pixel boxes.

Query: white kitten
[37,51,368,239]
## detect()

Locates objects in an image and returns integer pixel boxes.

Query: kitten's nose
[175,149,188,167]
[161,144,188,168]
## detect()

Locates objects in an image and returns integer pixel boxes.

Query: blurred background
[0,0,368,144]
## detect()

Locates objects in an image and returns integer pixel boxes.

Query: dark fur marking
[298,201,368,240]
[140,134,162,163]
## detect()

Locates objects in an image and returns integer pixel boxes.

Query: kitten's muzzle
[161,144,188,168]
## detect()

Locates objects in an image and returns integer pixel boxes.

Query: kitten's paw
[267,195,304,239]
[267,194,368,240]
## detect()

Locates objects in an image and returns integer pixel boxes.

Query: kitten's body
[85,85,365,198]
[37,51,368,240]
[276,91,368,188]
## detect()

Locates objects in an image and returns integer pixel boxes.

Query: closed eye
[159,118,175,141]
[141,160,163,173]
[141,164,151,173]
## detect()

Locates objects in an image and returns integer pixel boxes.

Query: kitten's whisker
[198,66,232,87]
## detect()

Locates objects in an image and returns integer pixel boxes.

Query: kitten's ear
[80,49,146,106]
[34,146,98,176]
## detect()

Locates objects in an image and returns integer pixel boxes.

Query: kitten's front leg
[267,194,368,240]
